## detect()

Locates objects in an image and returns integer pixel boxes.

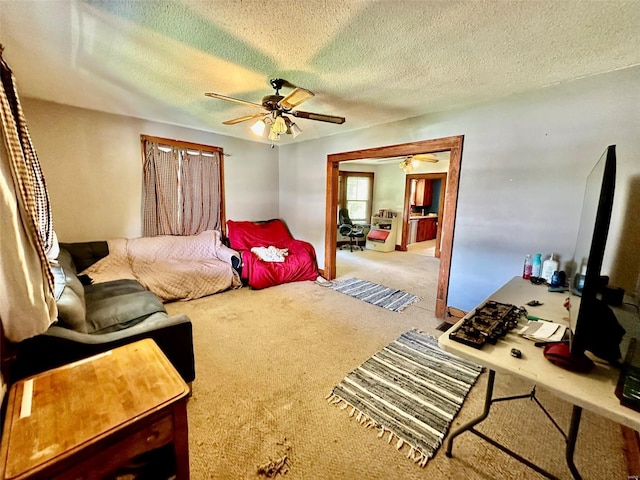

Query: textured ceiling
[1,1,639,145]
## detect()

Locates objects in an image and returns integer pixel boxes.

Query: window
[141,135,225,237]
[338,172,374,223]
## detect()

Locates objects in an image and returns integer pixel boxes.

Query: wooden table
[0,339,190,480]
[439,277,640,480]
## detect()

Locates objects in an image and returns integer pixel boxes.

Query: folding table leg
[446,369,495,457]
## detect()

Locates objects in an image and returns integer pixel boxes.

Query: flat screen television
[569,145,625,364]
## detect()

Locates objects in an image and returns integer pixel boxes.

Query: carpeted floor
[165,249,628,479]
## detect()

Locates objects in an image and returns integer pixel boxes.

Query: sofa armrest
[12,313,195,384]
[217,243,241,266]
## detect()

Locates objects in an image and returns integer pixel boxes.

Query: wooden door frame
[399,173,447,257]
[324,135,463,319]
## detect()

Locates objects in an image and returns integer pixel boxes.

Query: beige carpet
[165,249,628,479]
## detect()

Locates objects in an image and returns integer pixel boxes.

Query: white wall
[280,66,640,311]
[22,99,279,242]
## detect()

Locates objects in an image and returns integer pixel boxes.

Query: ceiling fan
[398,153,438,172]
[205,78,346,141]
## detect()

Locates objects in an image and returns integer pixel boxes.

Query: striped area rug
[328,277,419,312]
[327,330,482,467]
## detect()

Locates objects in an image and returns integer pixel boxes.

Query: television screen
[570,145,624,362]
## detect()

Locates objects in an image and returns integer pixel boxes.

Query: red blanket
[227,219,318,289]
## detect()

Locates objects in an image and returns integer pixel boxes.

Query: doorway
[400,172,448,257]
[324,135,463,318]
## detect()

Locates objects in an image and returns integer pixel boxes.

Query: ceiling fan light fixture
[289,122,303,138]
[398,158,413,172]
[271,114,288,135]
[250,119,266,136]
[268,129,280,141]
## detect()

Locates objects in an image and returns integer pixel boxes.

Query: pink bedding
[82,230,241,301]
[227,219,318,289]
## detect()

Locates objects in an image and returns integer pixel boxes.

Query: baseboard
[447,306,467,319]
[622,425,640,477]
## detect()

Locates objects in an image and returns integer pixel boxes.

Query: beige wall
[22,99,280,243]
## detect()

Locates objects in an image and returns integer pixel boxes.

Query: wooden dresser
[0,339,190,479]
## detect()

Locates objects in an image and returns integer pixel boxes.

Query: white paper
[519,321,567,342]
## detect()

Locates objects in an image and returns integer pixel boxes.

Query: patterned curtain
[143,140,180,236]
[181,151,221,235]
[0,46,57,341]
[143,138,222,236]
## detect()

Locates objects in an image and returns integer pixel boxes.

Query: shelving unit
[366,215,399,252]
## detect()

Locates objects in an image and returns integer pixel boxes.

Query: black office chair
[338,208,365,251]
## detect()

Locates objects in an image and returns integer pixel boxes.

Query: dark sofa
[11,241,196,384]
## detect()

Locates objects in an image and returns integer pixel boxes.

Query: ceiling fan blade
[411,153,438,162]
[205,92,263,108]
[291,110,345,124]
[222,113,266,125]
[278,87,315,110]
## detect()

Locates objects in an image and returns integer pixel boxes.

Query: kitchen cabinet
[416,217,437,242]
[412,179,433,207]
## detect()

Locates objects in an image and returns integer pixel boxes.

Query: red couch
[226,219,318,289]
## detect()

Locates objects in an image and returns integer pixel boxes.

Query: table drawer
[51,414,175,480]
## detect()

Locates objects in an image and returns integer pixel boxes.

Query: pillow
[227,219,293,251]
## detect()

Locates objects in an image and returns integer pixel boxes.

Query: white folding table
[439,276,640,480]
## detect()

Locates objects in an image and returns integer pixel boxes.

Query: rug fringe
[327,393,432,467]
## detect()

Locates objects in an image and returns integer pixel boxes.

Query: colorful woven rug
[327,330,482,467]
[328,277,418,312]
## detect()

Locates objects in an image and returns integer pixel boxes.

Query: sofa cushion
[59,241,109,272]
[83,279,166,334]
[56,287,88,333]
[84,279,146,301]
[52,264,87,333]
[86,291,166,334]
[57,248,77,273]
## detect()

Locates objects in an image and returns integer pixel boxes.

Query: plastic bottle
[522,254,532,279]
[574,263,587,294]
[532,253,542,278]
[541,254,559,282]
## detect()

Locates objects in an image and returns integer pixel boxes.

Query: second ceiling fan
[205,78,346,141]
[398,153,438,172]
